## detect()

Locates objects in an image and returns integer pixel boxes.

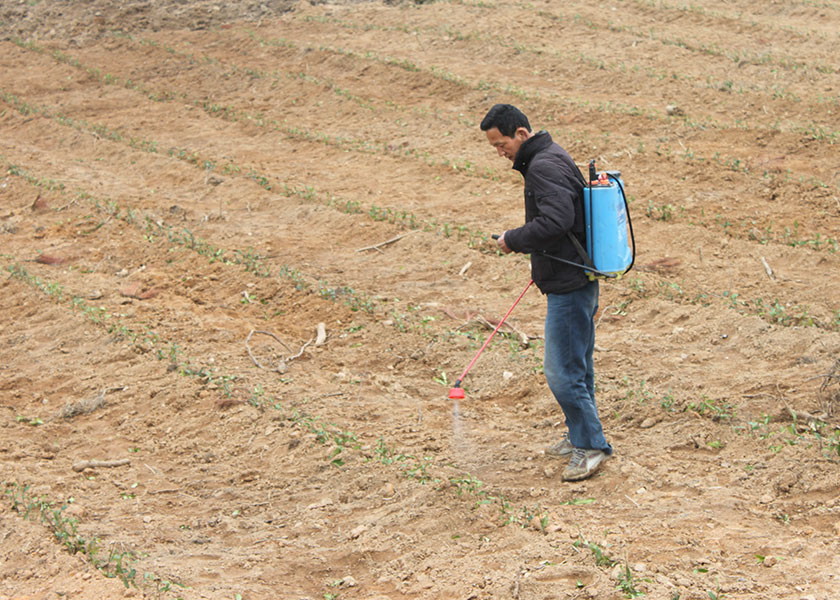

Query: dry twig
[246,329,313,372]
[760,256,775,280]
[315,322,327,346]
[287,338,314,361]
[474,314,529,346]
[72,458,130,472]
[355,231,413,253]
[819,358,840,417]
[246,329,291,373]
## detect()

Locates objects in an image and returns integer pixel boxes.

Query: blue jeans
[544,281,612,454]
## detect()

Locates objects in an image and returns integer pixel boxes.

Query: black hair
[479,104,531,137]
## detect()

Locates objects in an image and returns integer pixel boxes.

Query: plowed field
[2,1,839,599]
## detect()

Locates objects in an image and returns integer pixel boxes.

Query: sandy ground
[1,1,839,599]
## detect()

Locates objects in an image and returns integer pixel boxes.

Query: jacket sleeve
[505,159,578,254]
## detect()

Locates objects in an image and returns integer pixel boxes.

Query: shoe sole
[562,465,602,481]
[561,454,608,481]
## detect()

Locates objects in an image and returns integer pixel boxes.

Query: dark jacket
[504,131,590,294]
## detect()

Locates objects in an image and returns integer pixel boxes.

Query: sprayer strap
[566,231,596,271]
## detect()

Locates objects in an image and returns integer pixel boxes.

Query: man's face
[485,126,528,162]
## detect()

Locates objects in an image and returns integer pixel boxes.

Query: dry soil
[1,1,840,599]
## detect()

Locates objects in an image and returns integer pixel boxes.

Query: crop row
[7,251,835,599]
[4,36,839,333]
[6,155,838,436]
[27,19,834,182]
[619,0,838,40]
[8,156,838,496]
[10,31,840,245]
[605,374,840,461]
[3,483,146,591]
[0,86,497,250]
[300,11,840,119]
[3,140,835,600]
[15,18,840,191]
[0,155,542,376]
[5,142,839,345]
[7,228,838,461]
[0,258,573,575]
[10,37,495,178]
[238,24,838,142]
[230,26,840,208]
[571,11,838,77]
[14,251,821,598]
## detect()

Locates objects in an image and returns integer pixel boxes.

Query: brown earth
[1,1,840,599]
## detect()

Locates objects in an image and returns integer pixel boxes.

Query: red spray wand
[448,278,534,399]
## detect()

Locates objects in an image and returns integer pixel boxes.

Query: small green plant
[143,572,185,596]
[646,201,676,221]
[686,396,735,421]
[574,537,616,567]
[620,377,654,403]
[559,497,595,506]
[617,563,645,598]
[658,281,684,301]
[450,474,483,496]
[16,415,44,426]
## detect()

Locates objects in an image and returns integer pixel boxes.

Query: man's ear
[514,127,531,141]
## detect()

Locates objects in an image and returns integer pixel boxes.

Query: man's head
[480,104,533,161]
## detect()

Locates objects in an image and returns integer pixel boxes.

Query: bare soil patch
[1,1,839,599]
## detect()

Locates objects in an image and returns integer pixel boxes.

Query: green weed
[4,483,138,588]
[686,396,736,421]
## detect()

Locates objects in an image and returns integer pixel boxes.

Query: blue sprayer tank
[582,170,634,278]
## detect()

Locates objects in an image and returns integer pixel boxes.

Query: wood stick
[72,458,130,472]
[760,256,775,280]
[355,231,412,252]
[315,322,327,346]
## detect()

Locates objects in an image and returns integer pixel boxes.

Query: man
[480,103,612,481]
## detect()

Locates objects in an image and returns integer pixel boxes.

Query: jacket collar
[513,130,552,175]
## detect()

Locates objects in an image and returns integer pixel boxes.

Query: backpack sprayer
[581,160,635,279]
[540,160,635,280]
[448,160,635,400]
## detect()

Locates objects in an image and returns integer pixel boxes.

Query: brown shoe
[546,434,574,457]
[562,448,608,481]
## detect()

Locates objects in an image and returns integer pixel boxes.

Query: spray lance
[448,277,533,400]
